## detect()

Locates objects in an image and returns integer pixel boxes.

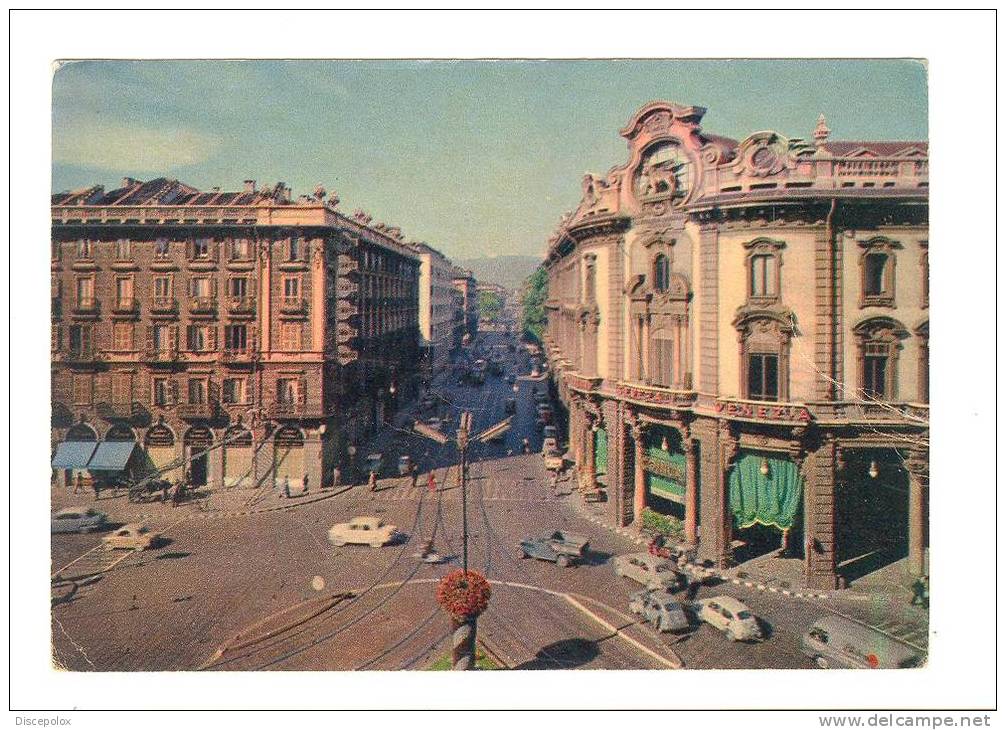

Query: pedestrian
[368,470,378,492]
[302,473,310,495]
[283,476,292,499]
[910,576,929,607]
[523,437,531,454]
[332,466,341,489]
[172,481,183,508]
[427,471,437,493]
[74,472,83,495]
[92,479,100,501]
[410,463,419,489]
[161,480,170,503]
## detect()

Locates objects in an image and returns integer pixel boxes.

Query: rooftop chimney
[244,179,257,193]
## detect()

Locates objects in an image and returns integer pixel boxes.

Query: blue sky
[52,60,927,260]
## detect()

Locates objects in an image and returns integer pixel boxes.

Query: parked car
[397,455,413,476]
[801,615,923,669]
[543,448,564,472]
[364,452,384,477]
[542,425,558,442]
[696,596,763,642]
[518,530,589,567]
[629,589,691,633]
[102,523,161,551]
[542,436,558,454]
[51,507,107,534]
[328,516,401,547]
[613,552,687,591]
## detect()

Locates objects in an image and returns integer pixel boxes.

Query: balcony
[144,347,181,364]
[150,297,179,315]
[219,348,257,365]
[226,296,256,316]
[612,380,698,409]
[807,400,929,426]
[63,346,101,363]
[111,297,140,315]
[266,401,322,419]
[189,296,218,316]
[71,297,100,316]
[176,400,219,420]
[279,297,308,316]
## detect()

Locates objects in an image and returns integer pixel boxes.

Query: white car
[696,595,763,642]
[102,523,161,551]
[328,516,401,547]
[612,552,686,591]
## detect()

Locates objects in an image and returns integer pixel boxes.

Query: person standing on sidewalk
[368,470,378,492]
[410,462,419,489]
[302,473,309,495]
[282,476,292,499]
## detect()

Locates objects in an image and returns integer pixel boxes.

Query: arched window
[654,254,670,292]
[67,423,98,441]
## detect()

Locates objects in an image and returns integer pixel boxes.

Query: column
[805,436,838,590]
[304,428,323,492]
[631,422,647,524]
[907,451,928,577]
[683,431,698,546]
[695,418,731,567]
[209,431,224,488]
[582,415,597,491]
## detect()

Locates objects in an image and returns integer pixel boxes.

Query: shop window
[859,237,900,308]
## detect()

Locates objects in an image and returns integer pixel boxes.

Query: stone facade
[413,242,461,377]
[451,268,479,341]
[543,103,929,589]
[51,178,422,492]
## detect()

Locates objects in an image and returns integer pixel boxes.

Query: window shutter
[211,277,218,298]
[186,238,195,260]
[208,326,217,351]
[169,325,179,352]
[298,377,308,405]
[170,380,180,406]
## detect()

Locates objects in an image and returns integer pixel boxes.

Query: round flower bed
[436,569,491,619]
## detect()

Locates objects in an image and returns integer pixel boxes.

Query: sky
[51,60,927,261]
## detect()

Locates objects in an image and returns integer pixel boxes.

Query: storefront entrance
[729,452,804,564]
[184,425,213,487]
[644,427,687,521]
[835,449,909,583]
[274,426,305,489]
[222,426,254,488]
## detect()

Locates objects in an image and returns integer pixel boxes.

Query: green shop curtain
[645,428,687,503]
[728,453,803,530]
[594,427,608,475]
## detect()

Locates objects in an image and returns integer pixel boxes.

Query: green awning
[645,428,687,503]
[647,472,685,503]
[51,441,98,470]
[88,441,137,471]
[728,453,803,531]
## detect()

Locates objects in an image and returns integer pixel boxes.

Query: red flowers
[436,570,491,619]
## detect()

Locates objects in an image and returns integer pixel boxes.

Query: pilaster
[698,224,719,394]
[806,435,838,590]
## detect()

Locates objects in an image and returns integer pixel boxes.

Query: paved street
[50,331,904,672]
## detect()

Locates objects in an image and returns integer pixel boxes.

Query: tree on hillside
[478,290,504,324]
[520,266,548,344]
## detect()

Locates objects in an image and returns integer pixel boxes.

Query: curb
[571,501,830,601]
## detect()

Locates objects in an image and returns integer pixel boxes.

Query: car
[424,416,443,431]
[397,455,413,476]
[696,596,763,642]
[328,516,401,547]
[543,448,564,472]
[801,615,923,669]
[612,552,687,591]
[102,523,161,551]
[542,425,558,442]
[542,436,558,454]
[518,530,589,567]
[51,507,107,534]
[629,589,691,633]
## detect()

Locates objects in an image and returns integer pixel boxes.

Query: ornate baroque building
[51,178,421,491]
[543,102,928,589]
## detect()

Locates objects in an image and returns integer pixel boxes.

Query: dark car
[51,507,108,534]
[518,530,590,567]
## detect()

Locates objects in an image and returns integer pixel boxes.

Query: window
[747,353,780,401]
[283,276,300,299]
[72,374,93,405]
[584,256,597,302]
[224,324,248,351]
[222,378,247,405]
[113,322,134,351]
[916,322,929,404]
[231,238,252,260]
[229,277,248,298]
[115,277,133,304]
[280,322,302,351]
[111,373,132,404]
[188,379,207,404]
[115,239,131,260]
[154,276,172,298]
[862,344,888,399]
[190,277,212,298]
[152,324,172,351]
[75,277,94,304]
[750,254,776,298]
[650,333,677,388]
[920,243,929,308]
[186,325,214,352]
[69,324,92,355]
[155,238,170,257]
[76,239,92,259]
[193,238,211,259]
[853,317,908,402]
[153,378,172,406]
[859,238,899,307]
[654,254,670,292]
[289,236,302,261]
[277,378,298,404]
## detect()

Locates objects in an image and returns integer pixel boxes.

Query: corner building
[51,178,420,492]
[543,102,928,589]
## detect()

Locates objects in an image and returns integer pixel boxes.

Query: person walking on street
[427,471,437,493]
[74,472,83,495]
[368,470,378,492]
[161,480,170,503]
[410,462,419,489]
[302,473,310,495]
[282,476,292,499]
[172,481,183,508]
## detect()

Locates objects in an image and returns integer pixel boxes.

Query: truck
[518,530,590,567]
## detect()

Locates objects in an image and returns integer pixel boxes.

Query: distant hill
[456,255,542,292]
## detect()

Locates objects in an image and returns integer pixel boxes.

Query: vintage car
[629,589,691,633]
[102,524,161,551]
[328,516,401,547]
[51,507,108,534]
[397,455,413,476]
[613,552,687,591]
[365,453,384,476]
[518,530,589,567]
[543,449,565,472]
[696,596,763,642]
[801,615,923,669]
